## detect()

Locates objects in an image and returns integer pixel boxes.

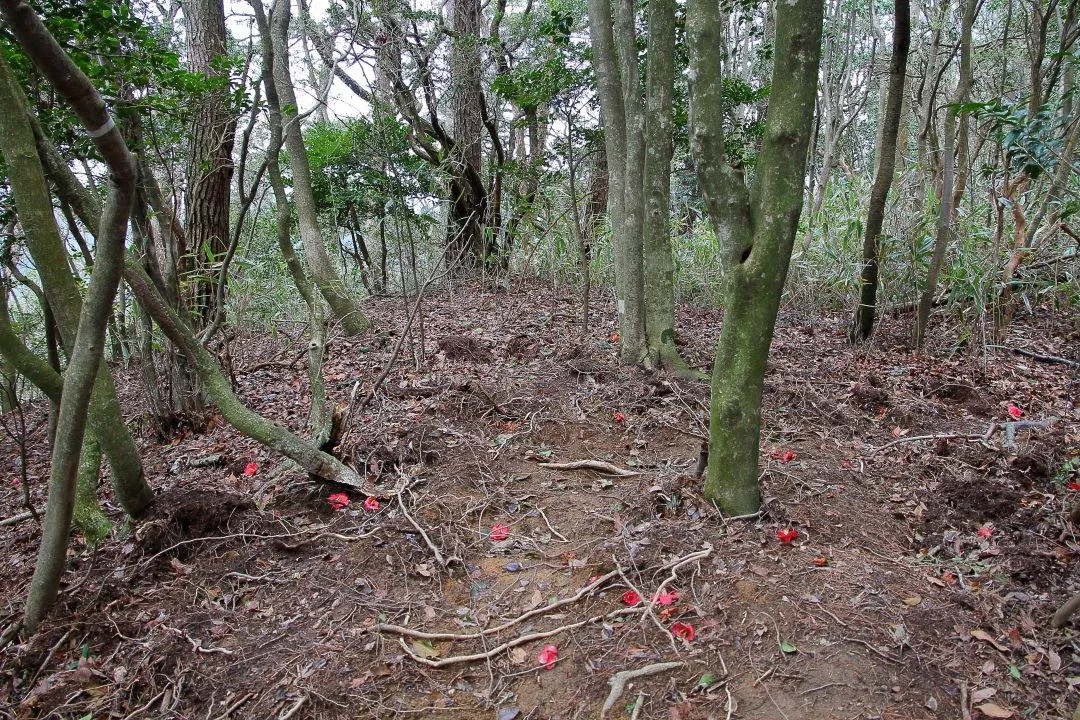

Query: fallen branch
[0,510,38,527]
[538,460,640,477]
[1052,591,1080,629]
[374,568,623,641]
[1006,346,1078,369]
[395,607,643,668]
[869,418,1056,454]
[600,662,684,718]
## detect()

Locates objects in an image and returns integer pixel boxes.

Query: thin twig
[396,476,462,569]
[279,694,307,720]
[212,691,254,720]
[618,565,677,651]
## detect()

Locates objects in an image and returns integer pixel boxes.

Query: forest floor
[1,280,1078,720]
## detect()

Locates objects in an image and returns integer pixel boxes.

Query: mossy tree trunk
[1,0,138,634]
[0,53,152,522]
[687,0,825,514]
[589,0,686,370]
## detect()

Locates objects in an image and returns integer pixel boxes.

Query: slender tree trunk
[851,0,910,342]
[612,0,647,363]
[914,0,975,348]
[0,54,152,520]
[1,0,137,633]
[269,0,369,335]
[642,0,681,369]
[688,0,825,514]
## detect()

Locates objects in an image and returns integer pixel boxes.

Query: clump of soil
[135,489,253,556]
[437,334,492,361]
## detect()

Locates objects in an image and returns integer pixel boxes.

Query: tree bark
[850,0,910,342]
[689,0,825,514]
[640,0,690,373]
[182,0,237,324]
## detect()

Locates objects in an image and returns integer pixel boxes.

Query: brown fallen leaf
[976,701,1014,718]
[971,687,997,703]
[970,629,1009,652]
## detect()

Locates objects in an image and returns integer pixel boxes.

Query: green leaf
[1008,664,1021,680]
[779,640,798,654]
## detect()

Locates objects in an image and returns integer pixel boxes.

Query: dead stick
[1052,591,1080,628]
[375,569,623,641]
[600,662,684,718]
[539,460,640,477]
[396,607,644,668]
[0,510,37,527]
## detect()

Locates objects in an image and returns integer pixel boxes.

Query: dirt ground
[1,280,1078,720]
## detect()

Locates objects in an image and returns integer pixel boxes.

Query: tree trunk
[270,0,369,335]
[688,0,825,514]
[914,0,975,349]
[123,259,382,495]
[182,0,236,324]
[850,0,910,342]
[1,0,138,634]
[448,0,490,267]
[641,0,687,372]
[0,53,153,521]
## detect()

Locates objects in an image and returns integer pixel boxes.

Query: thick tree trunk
[688,0,824,514]
[1,0,137,634]
[182,0,237,324]
[448,0,490,267]
[851,0,910,342]
[270,0,369,335]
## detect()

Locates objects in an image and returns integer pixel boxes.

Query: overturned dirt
[1,281,1078,719]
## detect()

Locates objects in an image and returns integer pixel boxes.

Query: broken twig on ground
[538,459,640,476]
[600,662,684,718]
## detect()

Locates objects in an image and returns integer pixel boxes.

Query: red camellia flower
[363,496,380,511]
[490,523,510,541]
[813,556,829,567]
[671,622,695,641]
[622,590,641,606]
[977,525,993,538]
[1069,481,1080,491]
[651,590,679,605]
[537,644,558,669]
[1007,404,1023,419]
[243,462,258,476]
[777,528,798,544]
[613,412,626,423]
[328,492,350,510]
